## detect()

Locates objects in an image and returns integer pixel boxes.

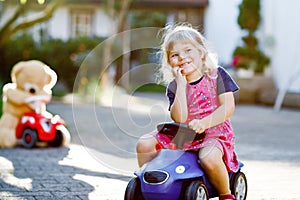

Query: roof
[66,0,208,7]
[133,0,208,7]
[5,0,208,6]
[66,0,103,3]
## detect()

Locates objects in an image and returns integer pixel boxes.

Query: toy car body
[125,123,247,200]
[16,112,66,148]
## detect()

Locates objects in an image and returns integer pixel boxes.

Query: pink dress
[153,68,239,172]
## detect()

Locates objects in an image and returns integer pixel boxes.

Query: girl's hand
[172,67,187,86]
[188,119,207,134]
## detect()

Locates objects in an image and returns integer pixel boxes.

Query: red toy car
[15,95,68,148]
[16,112,66,148]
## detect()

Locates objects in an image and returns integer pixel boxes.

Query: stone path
[0,93,300,199]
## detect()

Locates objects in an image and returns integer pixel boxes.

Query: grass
[133,83,166,93]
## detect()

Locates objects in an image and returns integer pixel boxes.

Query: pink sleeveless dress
[153,69,239,172]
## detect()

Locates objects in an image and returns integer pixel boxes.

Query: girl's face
[168,40,204,81]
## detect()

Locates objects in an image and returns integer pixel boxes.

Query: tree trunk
[101,0,132,91]
[115,0,131,91]
[0,0,65,47]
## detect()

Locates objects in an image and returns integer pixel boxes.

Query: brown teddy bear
[0,60,70,148]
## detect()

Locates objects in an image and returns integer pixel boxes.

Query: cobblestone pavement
[0,93,300,200]
[0,145,131,200]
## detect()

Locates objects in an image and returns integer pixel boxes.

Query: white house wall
[37,5,116,40]
[204,0,242,65]
[3,1,300,93]
[205,0,300,94]
[94,9,116,37]
[0,5,18,27]
[263,0,300,92]
[48,6,70,40]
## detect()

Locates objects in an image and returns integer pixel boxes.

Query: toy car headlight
[175,165,186,174]
[21,116,35,124]
[143,170,169,185]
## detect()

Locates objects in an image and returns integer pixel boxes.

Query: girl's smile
[168,40,204,82]
[178,61,191,68]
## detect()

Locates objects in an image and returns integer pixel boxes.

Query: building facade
[0,0,208,41]
[2,0,299,100]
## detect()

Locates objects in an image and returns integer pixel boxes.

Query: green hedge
[0,35,105,94]
[233,0,270,73]
[0,80,3,116]
[134,83,166,93]
[0,99,2,117]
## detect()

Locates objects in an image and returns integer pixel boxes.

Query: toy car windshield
[157,122,205,149]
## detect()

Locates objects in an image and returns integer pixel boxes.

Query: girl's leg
[136,134,158,167]
[198,146,232,198]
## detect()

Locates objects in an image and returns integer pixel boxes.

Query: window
[71,10,93,38]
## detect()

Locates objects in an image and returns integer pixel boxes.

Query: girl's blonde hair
[157,23,218,84]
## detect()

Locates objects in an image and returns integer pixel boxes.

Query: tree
[101,0,132,91]
[233,0,270,73]
[0,0,65,47]
[101,0,166,91]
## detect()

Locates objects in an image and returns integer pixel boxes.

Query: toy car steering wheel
[157,122,205,149]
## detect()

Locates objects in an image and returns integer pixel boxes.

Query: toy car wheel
[184,180,209,200]
[22,129,37,148]
[230,171,247,200]
[124,177,144,200]
[48,130,63,147]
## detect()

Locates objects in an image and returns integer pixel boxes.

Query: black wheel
[124,177,144,200]
[230,171,247,200]
[22,129,37,148]
[184,180,209,200]
[48,130,63,147]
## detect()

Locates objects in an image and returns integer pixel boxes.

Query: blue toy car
[125,122,247,200]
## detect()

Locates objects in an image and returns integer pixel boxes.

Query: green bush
[133,83,166,93]
[0,99,2,117]
[233,46,270,73]
[0,81,3,117]
[237,0,261,32]
[233,0,270,73]
[0,35,36,84]
[0,35,105,94]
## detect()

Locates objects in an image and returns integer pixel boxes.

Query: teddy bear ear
[44,65,57,89]
[11,61,25,83]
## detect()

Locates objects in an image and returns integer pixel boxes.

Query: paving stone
[1,97,300,199]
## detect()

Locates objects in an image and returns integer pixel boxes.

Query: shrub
[0,81,3,117]
[233,0,270,73]
[0,35,105,94]
[0,99,2,117]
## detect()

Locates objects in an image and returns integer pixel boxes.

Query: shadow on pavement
[0,147,131,199]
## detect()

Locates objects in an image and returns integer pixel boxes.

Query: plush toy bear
[0,60,70,148]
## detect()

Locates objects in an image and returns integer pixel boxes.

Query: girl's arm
[170,67,188,123]
[170,83,188,122]
[189,92,235,133]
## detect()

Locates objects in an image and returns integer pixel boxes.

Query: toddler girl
[136,24,239,200]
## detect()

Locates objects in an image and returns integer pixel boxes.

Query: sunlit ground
[1,92,298,199]
[59,145,131,199]
[0,157,32,191]
[0,144,131,199]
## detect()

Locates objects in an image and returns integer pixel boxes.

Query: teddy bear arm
[37,90,52,103]
[4,85,32,105]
